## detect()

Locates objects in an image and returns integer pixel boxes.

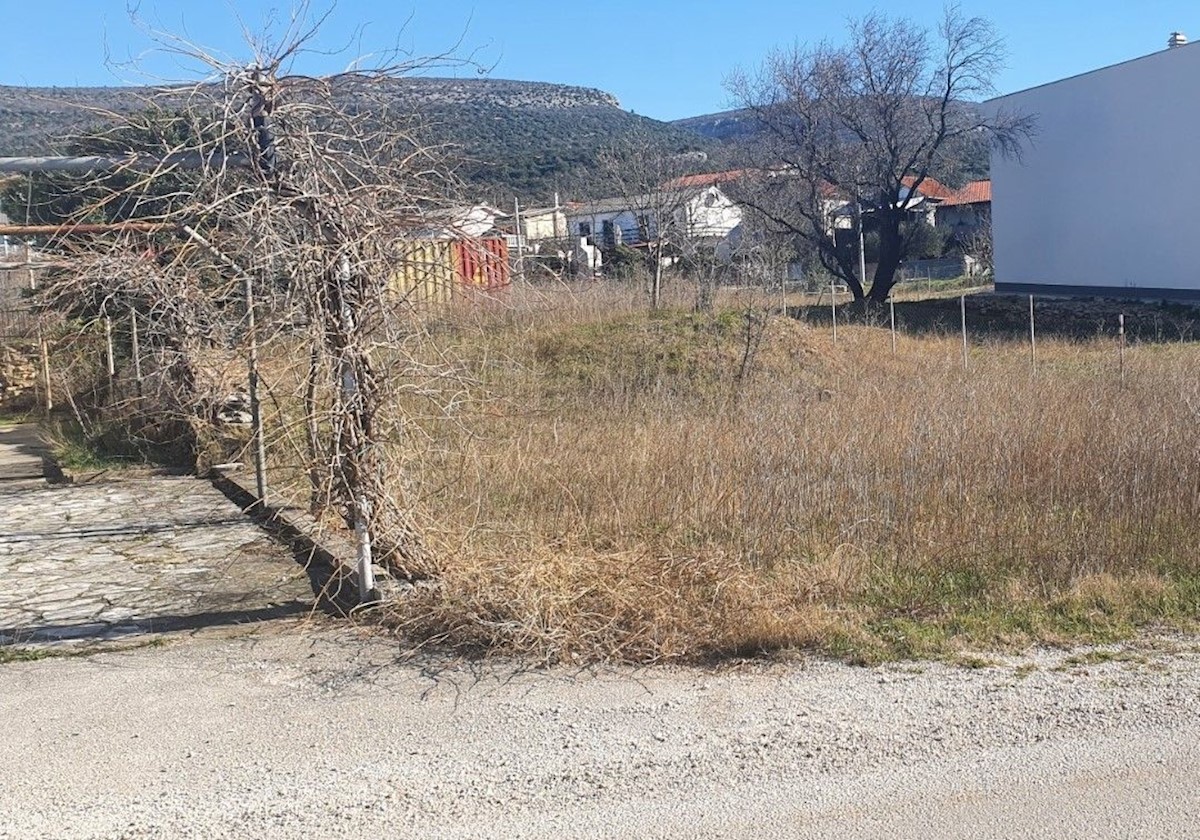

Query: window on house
[602,219,616,247]
[578,222,591,238]
[637,215,650,234]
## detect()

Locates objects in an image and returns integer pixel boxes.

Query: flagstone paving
[0,425,314,646]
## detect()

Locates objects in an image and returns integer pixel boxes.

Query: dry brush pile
[9,17,478,590]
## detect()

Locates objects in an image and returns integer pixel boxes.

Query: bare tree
[593,126,704,309]
[24,6,473,593]
[727,5,1032,304]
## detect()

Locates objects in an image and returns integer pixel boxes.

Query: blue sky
[1,1,1196,120]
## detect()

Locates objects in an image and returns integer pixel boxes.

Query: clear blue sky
[1,1,1196,120]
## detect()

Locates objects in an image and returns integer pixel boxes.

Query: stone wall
[0,343,39,412]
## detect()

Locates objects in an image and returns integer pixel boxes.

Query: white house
[450,204,508,238]
[419,204,508,240]
[935,180,991,238]
[564,185,742,250]
[898,175,955,226]
[989,32,1200,300]
[517,205,568,243]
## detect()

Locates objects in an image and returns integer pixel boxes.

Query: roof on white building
[988,37,1200,103]
[565,186,725,218]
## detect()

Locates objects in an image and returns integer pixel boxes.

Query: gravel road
[2,624,1198,838]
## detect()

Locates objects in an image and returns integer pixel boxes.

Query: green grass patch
[832,561,1200,664]
[0,637,166,664]
[42,417,153,473]
[1054,649,1148,671]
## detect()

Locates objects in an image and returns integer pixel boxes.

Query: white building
[418,204,508,240]
[565,185,742,250]
[989,32,1200,300]
[518,205,568,242]
[448,204,508,238]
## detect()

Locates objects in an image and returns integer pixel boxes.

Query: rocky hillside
[672,104,992,182]
[670,108,760,142]
[0,78,705,203]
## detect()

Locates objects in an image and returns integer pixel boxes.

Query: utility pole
[513,197,526,283]
[0,153,248,174]
[24,175,52,414]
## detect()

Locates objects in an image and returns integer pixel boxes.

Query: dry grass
[285,284,1200,663]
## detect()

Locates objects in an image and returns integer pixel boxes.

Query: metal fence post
[889,296,896,355]
[1119,313,1126,386]
[25,242,52,413]
[960,294,968,370]
[181,224,268,504]
[103,313,115,383]
[243,270,268,505]
[130,309,143,397]
[830,278,838,344]
[1029,294,1036,374]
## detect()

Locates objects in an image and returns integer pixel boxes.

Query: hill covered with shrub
[0,77,709,204]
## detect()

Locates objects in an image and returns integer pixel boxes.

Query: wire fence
[0,254,38,340]
[5,268,1198,434]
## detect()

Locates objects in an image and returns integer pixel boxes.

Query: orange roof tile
[942,180,992,206]
[901,175,956,201]
[661,169,752,190]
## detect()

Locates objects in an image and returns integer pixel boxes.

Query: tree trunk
[842,261,866,302]
[868,211,904,303]
[823,243,865,301]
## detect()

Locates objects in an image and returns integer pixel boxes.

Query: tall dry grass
[377,285,1200,663]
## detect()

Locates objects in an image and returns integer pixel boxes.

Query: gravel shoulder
[2,624,1198,839]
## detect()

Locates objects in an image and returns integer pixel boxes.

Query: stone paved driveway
[0,425,314,645]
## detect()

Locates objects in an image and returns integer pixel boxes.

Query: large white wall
[990,41,1200,298]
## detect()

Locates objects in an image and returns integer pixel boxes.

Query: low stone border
[22,424,377,615]
[207,468,367,614]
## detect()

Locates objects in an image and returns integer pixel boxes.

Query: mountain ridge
[0,77,711,203]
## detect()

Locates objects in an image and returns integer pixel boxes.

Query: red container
[453,237,510,292]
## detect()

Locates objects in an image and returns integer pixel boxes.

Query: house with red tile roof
[901,175,957,202]
[936,180,991,237]
[661,169,754,190]
[895,175,957,225]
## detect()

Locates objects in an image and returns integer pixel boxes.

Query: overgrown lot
[366,289,1200,664]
